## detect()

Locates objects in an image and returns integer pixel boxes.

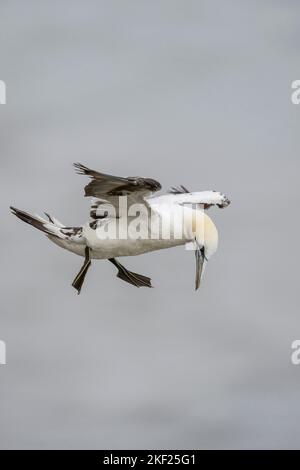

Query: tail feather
[10,207,83,244]
[10,206,60,238]
[45,213,64,227]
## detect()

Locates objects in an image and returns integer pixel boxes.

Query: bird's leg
[72,246,91,294]
[108,258,152,288]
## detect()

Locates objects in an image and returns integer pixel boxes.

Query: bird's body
[11,164,230,293]
[49,197,218,258]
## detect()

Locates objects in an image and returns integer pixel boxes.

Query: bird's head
[191,212,219,258]
[190,212,219,289]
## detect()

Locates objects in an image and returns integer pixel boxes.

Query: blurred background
[0,0,300,449]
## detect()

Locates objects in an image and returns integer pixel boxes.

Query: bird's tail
[10,206,82,242]
[10,206,64,237]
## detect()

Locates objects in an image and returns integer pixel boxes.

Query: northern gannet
[10,163,230,294]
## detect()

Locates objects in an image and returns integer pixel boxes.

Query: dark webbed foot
[109,258,152,288]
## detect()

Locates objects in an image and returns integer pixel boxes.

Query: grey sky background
[0,0,300,449]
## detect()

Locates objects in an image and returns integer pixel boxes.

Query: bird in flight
[11,163,230,294]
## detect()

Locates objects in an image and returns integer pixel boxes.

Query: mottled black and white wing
[74,163,162,219]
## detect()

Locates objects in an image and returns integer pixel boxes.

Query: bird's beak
[195,248,207,290]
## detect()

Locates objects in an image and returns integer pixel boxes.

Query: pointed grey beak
[195,248,206,290]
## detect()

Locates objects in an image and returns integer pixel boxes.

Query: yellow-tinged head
[189,211,219,289]
[191,211,219,260]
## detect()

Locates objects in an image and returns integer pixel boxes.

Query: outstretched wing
[74,163,162,219]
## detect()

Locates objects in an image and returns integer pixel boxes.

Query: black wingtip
[168,185,189,195]
[73,162,90,175]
